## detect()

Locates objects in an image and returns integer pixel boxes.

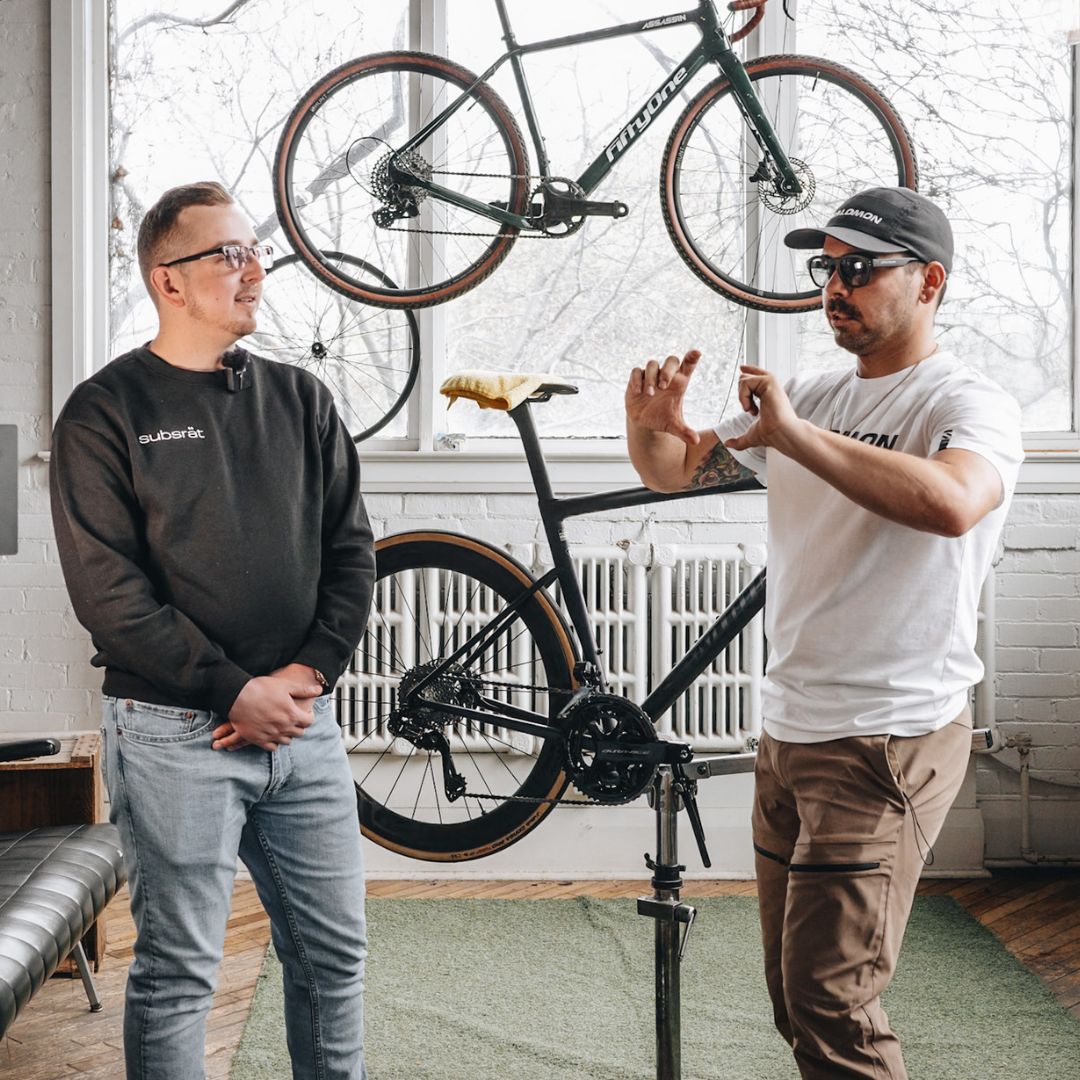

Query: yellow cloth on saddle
[439,370,548,411]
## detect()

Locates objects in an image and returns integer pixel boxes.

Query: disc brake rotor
[758,158,815,214]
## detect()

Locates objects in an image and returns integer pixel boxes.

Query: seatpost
[508,402,555,507]
[507,402,606,681]
[493,0,517,48]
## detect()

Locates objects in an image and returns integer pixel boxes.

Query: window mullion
[746,0,798,383]
[1071,32,1079,436]
[411,0,449,452]
[51,0,109,422]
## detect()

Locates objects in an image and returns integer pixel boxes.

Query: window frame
[54,0,1080,493]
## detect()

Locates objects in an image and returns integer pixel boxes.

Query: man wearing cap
[625,187,1023,1079]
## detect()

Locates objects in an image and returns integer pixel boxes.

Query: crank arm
[573,199,629,218]
[592,739,693,767]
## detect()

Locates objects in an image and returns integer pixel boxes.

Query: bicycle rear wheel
[342,532,577,861]
[662,55,917,312]
[274,51,530,309]
[249,252,419,441]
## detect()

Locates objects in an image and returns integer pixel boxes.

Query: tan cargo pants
[751,709,972,1079]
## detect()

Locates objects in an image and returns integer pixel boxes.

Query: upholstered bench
[0,823,126,1037]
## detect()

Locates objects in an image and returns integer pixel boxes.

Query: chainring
[530,176,587,237]
[563,693,659,804]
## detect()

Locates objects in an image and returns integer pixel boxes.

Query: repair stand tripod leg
[638,766,696,1080]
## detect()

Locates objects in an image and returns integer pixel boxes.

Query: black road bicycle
[274,0,917,313]
[341,376,765,862]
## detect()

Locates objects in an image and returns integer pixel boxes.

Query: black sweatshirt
[50,347,375,717]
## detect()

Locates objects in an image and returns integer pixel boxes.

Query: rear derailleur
[389,661,482,802]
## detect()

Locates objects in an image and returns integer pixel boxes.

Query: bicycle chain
[404,672,648,807]
[381,167,561,239]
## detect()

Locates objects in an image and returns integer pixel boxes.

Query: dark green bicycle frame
[394,0,801,230]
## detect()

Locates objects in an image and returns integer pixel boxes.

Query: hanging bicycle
[274,0,916,313]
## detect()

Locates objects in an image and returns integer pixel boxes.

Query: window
[794,0,1076,444]
[55,0,1080,484]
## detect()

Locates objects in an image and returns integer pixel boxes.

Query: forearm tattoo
[686,443,756,490]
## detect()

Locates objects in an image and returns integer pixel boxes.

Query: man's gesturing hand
[625,350,703,447]
[723,365,800,452]
[212,670,322,752]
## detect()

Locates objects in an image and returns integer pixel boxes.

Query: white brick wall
[979,498,1080,859]
[1,0,1077,860]
[367,488,1080,862]
[0,3,100,734]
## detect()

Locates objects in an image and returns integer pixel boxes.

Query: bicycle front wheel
[249,252,419,441]
[662,55,917,312]
[274,51,530,309]
[342,532,577,861]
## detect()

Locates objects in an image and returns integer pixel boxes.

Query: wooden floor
[3,871,1077,1078]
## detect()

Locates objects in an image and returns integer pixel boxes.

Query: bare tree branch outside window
[110,0,1073,440]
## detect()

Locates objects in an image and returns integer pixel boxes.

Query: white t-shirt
[714,351,1023,743]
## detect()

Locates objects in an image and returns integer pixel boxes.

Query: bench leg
[70,940,102,1013]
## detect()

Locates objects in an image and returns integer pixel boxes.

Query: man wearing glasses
[625,187,1022,1079]
[50,182,373,1080]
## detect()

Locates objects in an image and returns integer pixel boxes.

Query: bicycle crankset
[528,177,629,236]
[563,693,690,804]
[388,661,484,802]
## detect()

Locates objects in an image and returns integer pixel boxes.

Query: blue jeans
[102,694,367,1080]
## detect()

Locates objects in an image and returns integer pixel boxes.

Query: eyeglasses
[806,253,919,289]
[161,244,274,271]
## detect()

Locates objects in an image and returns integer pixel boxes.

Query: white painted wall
[1,0,1077,867]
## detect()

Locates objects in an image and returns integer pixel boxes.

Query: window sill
[1016,451,1080,494]
[356,447,1080,494]
[35,448,1080,495]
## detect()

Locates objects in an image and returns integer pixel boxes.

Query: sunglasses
[161,243,274,271]
[806,253,919,289]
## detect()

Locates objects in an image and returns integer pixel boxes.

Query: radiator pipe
[973,574,1080,865]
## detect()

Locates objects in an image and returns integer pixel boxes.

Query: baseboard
[364,764,990,879]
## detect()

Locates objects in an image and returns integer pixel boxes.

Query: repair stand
[637,753,757,1080]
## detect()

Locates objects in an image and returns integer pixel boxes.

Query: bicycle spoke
[252,254,416,439]
[278,56,526,306]
[370,740,415,805]
[666,62,911,306]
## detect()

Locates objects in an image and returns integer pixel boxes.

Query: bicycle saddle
[440,370,578,411]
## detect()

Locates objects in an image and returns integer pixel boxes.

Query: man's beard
[826,297,906,355]
[188,295,258,339]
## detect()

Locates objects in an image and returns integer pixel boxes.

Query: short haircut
[136,181,234,292]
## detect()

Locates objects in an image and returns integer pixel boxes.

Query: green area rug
[230,896,1080,1079]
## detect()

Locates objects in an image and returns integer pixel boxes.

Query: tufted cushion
[0,824,126,1037]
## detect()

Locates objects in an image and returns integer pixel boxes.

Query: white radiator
[344,542,766,753]
[651,544,765,750]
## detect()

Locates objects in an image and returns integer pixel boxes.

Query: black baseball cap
[784,187,953,273]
